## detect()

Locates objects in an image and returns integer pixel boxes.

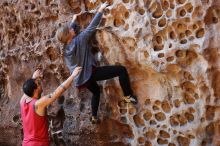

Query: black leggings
[86,65,133,117]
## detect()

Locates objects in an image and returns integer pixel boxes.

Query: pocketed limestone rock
[1,0,220,146]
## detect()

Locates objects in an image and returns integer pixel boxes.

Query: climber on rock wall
[20,67,82,146]
[56,2,138,124]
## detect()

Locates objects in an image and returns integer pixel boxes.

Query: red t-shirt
[20,98,49,146]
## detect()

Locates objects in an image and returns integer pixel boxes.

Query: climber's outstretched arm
[80,2,109,41]
[35,67,82,108]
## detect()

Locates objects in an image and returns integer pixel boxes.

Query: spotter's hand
[32,69,43,79]
[71,67,82,77]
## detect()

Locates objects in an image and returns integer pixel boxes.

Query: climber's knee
[117,65,128,76]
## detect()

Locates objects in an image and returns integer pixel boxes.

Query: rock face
[0,0,220,146]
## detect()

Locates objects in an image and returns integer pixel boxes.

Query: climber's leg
[87,81,100,117]
[91,65,137,104]
[86,80,101,124]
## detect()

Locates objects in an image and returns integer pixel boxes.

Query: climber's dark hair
[23,79,38,97]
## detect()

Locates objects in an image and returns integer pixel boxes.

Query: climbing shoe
[123,95,138,104]
[90,116,100,124]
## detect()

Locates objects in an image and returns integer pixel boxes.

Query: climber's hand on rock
[71,14,77,23]
[32,69,43,79]
[71,12,82,23]
[71,67,82,77]
[98,2,109,13]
